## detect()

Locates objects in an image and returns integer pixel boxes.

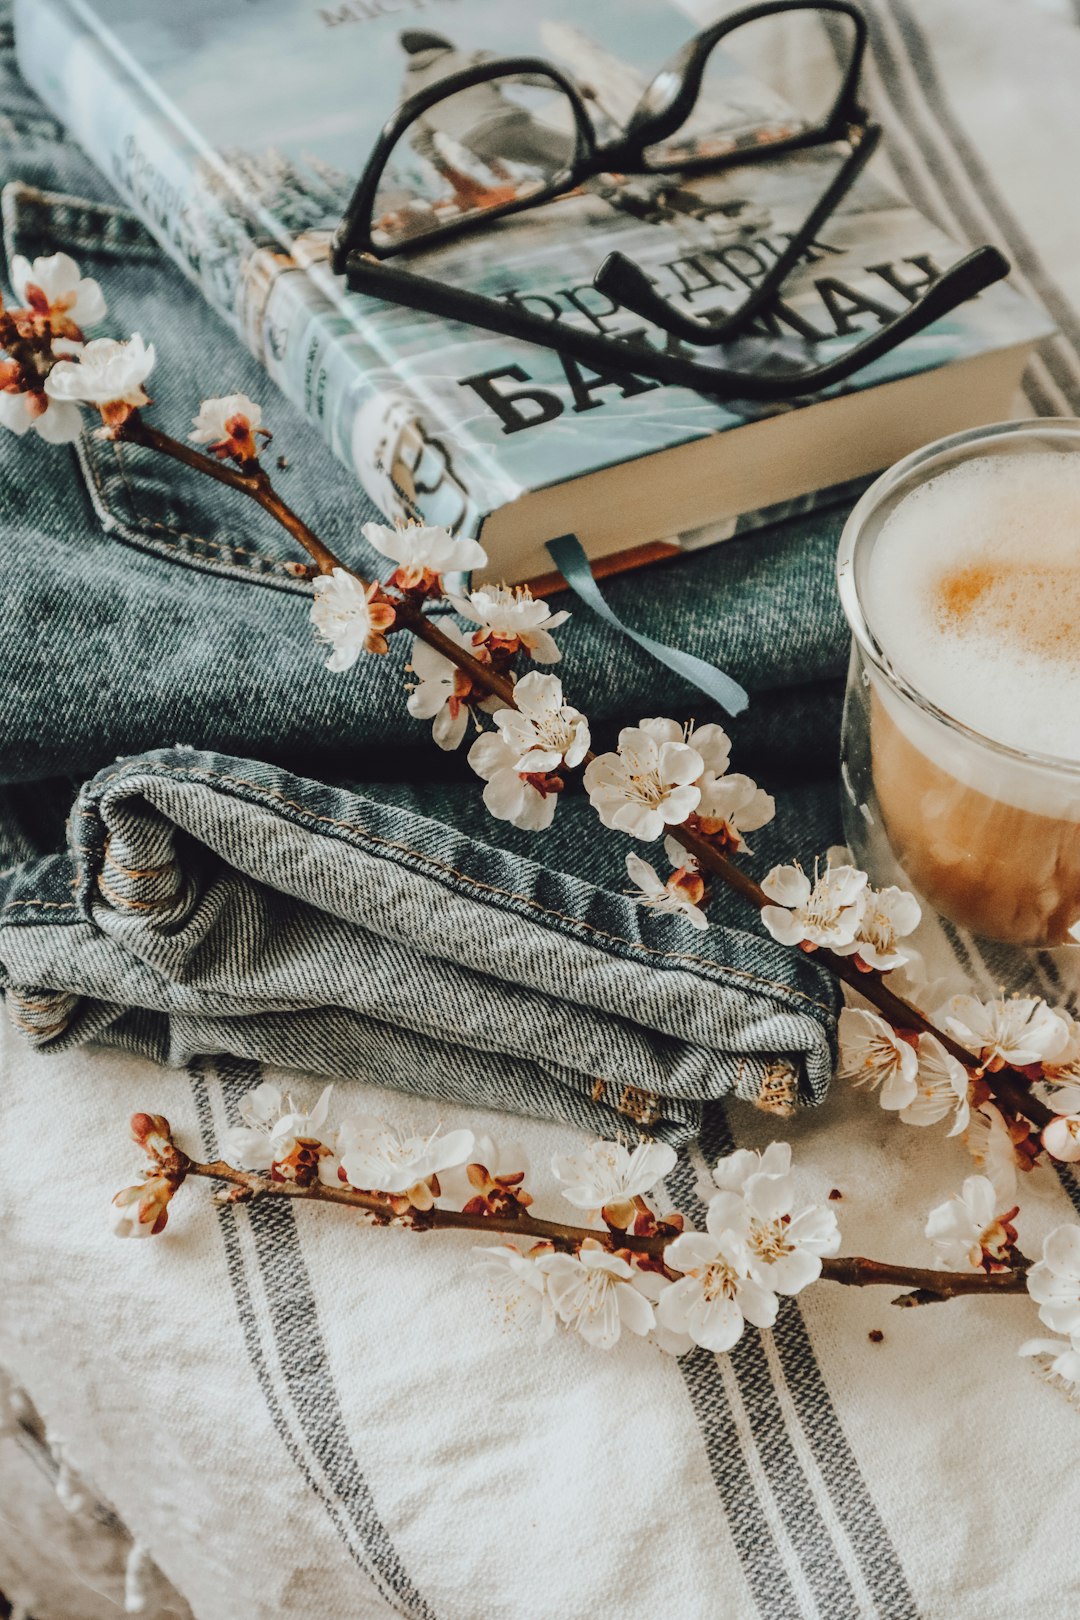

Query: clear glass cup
[837,418,1080,951]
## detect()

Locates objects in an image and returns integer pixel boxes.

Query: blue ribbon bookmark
[545,533,749,717]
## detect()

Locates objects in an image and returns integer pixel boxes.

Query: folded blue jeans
[0,749,840,1141]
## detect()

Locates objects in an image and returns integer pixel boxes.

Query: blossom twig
[120,417,522,706]
[149,1121,1028,1303]
[660,823,1053,1130]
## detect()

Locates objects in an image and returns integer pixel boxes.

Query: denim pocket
[1,179,383,593]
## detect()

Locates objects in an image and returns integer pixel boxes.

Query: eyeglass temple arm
[343,243,1009,403]
[765,243,1011,393]
[594,123,882,345]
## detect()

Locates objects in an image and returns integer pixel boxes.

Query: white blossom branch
[124,1113,1031,1307]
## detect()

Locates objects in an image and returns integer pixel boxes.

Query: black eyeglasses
[331,1,1009,402]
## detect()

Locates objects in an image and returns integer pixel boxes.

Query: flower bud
[1042,1114,1080,1163]
[110,1174,176,1238]
[130,1111,171,1147]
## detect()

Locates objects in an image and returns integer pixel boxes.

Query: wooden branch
[171,1145,1032,1303]
[662,823,1054,1130]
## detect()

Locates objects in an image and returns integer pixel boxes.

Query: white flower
[942,994,1070,1072]
[664,833,696,869]
[924,1174,1017,1271]
[472,1244,557,1341]
[1042,1114,1080,1164]
[0,388,82,443]
[220,1081,333,1173]
[710,1139,792,1194]
[491,671,589,772]
[625,853,708,931]
[632,1268,696,1356]
[658,1222,778,1352]
[842,885,921,971]
[693,771,775,854]
[759,861,868,952]
[836,1007,919,1109]
[551,1138,677,1228]
[707,1140,839,1293]
[448,583,569,663]
[189,392,267,463]
[964,1103,1019,1206]
[583,718,704,841]
[467,729,559,830]
[438,1135,528,1210]
[707,1175,839,1296]
[683,722,733,777]
[45,332,155,409]
[11,251,105,330]
[406,621,482,750]
[538,1245,655,1349]
[311,566,397,668]
[362,520,487,588]
[1027,1225,1080,1338]
[1020,1336,1080,1403]
[1036,1014,1080,1108]
[898,1034,970,1134]
[110,1175,175,1239]
[337,1114,474,1202]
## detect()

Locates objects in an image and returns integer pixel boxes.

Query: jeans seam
[96,872,175,912]
[102,839,178,881]
[0,899,76,914]
[89,757,833,1017]
[95,438,300,577]
[6,1009,70,1038]
[3,181,157,259]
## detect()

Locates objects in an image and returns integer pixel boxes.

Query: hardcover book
[15,0,1051,583]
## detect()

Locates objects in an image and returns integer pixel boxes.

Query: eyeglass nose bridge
[331,55,598,273]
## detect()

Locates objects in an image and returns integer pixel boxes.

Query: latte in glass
[839,422,1080,947]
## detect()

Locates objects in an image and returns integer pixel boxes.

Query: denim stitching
[102,839,179,881]
[96,872,175,912]
[79,437,299,578]
[6,1009,70,1038]
[5,187,326,587]
[90,758,833,1017]
[2,182,159,258]
[0,900,76,913]
[111,440,296,574]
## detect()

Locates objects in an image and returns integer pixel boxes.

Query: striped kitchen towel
[1,1013,1079,1620]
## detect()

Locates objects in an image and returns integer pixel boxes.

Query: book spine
[14,0,503,539]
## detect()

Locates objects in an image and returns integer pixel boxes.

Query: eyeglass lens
[370,73,581,252]
[639,9,859,171]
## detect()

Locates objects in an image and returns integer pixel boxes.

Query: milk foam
[864,452,1080,761]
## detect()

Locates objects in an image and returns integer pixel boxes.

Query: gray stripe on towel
[194,1058,436,1620]
[699,1108,920,1619]
[667,1141,858,1619]
[869,0,1080,410]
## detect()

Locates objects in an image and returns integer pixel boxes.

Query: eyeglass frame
[329,1,1010,403]
[331,0,871,273]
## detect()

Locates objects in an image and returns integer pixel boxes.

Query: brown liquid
[871,690,1080,945]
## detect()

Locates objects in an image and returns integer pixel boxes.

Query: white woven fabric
[1,1011,1079,1620]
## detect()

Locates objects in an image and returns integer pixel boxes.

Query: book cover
[15,0,1049,551]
